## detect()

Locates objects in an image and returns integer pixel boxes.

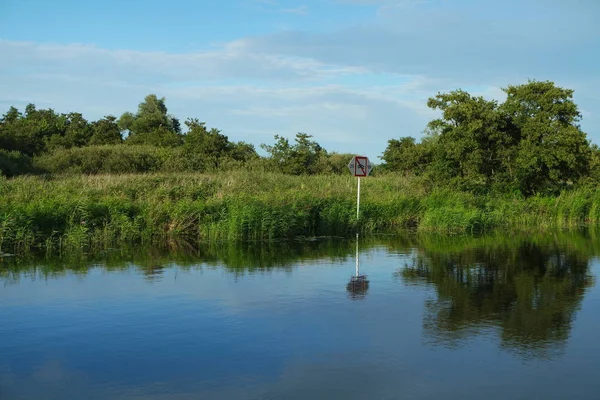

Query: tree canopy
[1,80,597,197]
[382,80,593,195]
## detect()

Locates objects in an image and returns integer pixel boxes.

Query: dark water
[2,232,600,400]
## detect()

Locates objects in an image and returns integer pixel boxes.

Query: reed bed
[2,171,600,254]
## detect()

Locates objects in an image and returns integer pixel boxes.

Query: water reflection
[346,233,370,300]
[141,264,166,282]
[1,231,598,362]
[0,237,358,284]
[399,237,596,359]
[1,231,600,399]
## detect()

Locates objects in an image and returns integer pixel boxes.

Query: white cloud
[0,39,442,160]
[280,5,308,14]
[1,0,598,159]
[237,0,598,84]
[0,39,364,85]
[231,0,600,140]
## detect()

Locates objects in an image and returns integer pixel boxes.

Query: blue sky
[1,0,599,161]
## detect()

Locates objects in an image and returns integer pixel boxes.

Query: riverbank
[2,171,600,254]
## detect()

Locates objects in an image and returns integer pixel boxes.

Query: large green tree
[171,118,258,172]
[382,80,593,195]
[0,104,69,155]
[381,136,433,175]
[425,90,513,192]
[179,118,232,171]
[45,112,93,151]
[89,115,123,145]
[118,94,182,147]
[261,133,326,175]
[501,80,591,194]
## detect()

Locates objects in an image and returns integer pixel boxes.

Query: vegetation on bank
[0,97,354,177]
[2,79,599,195]
[3,171,600,254]
[2,79,600,253]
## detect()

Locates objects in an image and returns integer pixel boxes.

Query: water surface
[2,232,600,399]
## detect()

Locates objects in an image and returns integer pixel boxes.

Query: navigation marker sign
[348,155,372,220]
[348,156,372,295]
[348,156,372,177]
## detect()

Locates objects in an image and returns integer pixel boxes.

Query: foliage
[502,80,591,195]
[89,115,123,145]
[177,118,258,172]
[118,94,182,147]
[0,149,35,177]
[1,81,598,199]
[381,136,432,175]
[260,133,327,175]
[4,171,600,254]
[382,80,594,196]
[1,104,67,155]
[33,145,172,174]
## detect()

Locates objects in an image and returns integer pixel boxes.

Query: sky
[1,0,599,161]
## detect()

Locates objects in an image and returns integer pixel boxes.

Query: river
[1,232,600,399]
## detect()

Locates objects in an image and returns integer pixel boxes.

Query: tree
[89,116,123,145]
[501,80,591,195]
[230,141,258,163]
[118,94,182,147]
[381,136,432,175]
[0,107,20,151]
[425,90,511,192]
[0,104,68,155]
[46,112,92,150]
[2,106,21,124]
[381,80,592,195]
[261,133,326,175]
[170,118,256,172]
[315,152,357,175]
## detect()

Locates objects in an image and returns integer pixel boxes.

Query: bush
[33,145,174,174]
[0,149,35,177]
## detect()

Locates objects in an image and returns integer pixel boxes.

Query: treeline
[0,94,352,177]
[1,80,599,196]
[380,80,600,195]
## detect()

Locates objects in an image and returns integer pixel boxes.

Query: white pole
[356,175,360,276]
[355,232,359,277]
[356,176,361,220]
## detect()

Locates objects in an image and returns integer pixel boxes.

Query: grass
[2,171,600,254]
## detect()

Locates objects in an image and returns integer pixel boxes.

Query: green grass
[2,171,600,254]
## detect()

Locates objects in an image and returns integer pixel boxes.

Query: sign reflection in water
[346,232,370,300]
[1,232,599,399]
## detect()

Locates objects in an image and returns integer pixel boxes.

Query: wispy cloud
[0,38,442,159]
[251,0,308,15]
[0,39,365,85]
[279,5,308,15]
[236,0,599,88]
[1,0,598,157]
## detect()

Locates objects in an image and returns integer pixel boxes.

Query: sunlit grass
[2,171,600,254]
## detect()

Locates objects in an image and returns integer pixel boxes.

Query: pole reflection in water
[347,232,369,299]
[1,233,599,400]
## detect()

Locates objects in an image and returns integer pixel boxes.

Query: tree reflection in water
[399,240,596,359]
